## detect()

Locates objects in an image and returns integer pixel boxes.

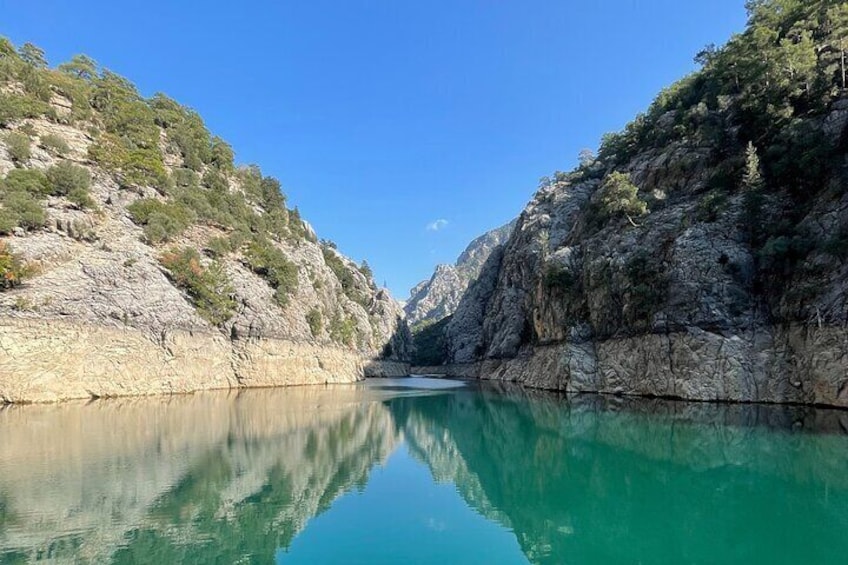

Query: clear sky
[2,1,748,299]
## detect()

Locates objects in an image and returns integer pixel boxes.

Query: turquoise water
[0,378,847,564]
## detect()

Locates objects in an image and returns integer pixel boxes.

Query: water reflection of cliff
[1,382,847,564]
[0,386,399,564]
[390,386,848,564]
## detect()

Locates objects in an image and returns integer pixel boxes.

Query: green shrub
[695,190,728,223]
[244,239,299,306]
[4,132,31,164]
[46,162,92,209]
[171,167,199,190]
[159,247,235,325]
[205,236,233,258]
[306,308,323,337]
[0,190,46,231]
[127,198,194,243]
[150,94,213,170]
[597,171,647,222]
[0,241,34,290]
[758,235,813,275]
[39,133,70,156]
[543,263,576,291]
[210,136,234,172]
[329,312,357,346]
[2,168,49,196]
[0,209,15,234]
[0,93,50,126]
[88,134,169,191]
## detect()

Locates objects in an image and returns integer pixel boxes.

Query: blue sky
[3,1,747,298]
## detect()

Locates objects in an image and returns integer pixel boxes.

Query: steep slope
[0,40,410,402]
[404,221,514,327]
[441,1,848,407]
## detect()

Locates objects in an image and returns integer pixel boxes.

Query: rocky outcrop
[441,102,848,407]
[405,221,514,326]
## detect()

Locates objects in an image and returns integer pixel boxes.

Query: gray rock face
[0,115,411,402]
[442,106,848,408]
[405,221,514,326]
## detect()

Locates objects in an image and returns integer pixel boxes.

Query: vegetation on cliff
[588,0,848,254]
[0,37,407,357]
[528,0,848,329]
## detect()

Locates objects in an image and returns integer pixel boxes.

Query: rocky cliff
[439,4,848,407]
[405,221,514,327]
[0,41,410,402]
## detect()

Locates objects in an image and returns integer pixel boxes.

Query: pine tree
[58,55,98,81]
[826,4,848,90]
[18,42,46,68]
[742,142,764,192]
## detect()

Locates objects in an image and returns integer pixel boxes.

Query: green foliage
[410,316,451,366]
[39,133,70,156]
[543,263,576,291]
[159,247,235,325]
[0,93,50,126]
[58,54,98,81]
[85,69,169,190]
[757,233,814,276]
[127,198,194,243]
[306,308,323,338]
[0,38,326,278]
[151,93,214,170]
[597,172,647,222]
[0,168,49,232]
[695,190,728,222]
[244,239,299,307]
[0,241,33,290]
[171,167,200,190]
[204,236,234,258]
[2,168,49,196]
[329,311,357,346]
[0,169,50,234]
[742,142,764,192]
[46,162,93,208]
[88,133,169,191]
[358,260,374,281]
[210,136,234,172]
[322,246,369,306]
[18,43,46,69]
[0,190,45,231]
[4,132,31,164]
[624,252,667,326]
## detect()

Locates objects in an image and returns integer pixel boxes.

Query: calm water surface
[1,377,847,564]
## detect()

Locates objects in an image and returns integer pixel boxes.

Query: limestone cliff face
[0,114,410,403]
[443,101,848,407]
[404,221,514,326]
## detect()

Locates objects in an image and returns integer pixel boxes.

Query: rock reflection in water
[0,385,399,564]
[0,380,846,564]
[394,384,848,564]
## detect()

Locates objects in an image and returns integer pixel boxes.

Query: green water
[1,378,847,564]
